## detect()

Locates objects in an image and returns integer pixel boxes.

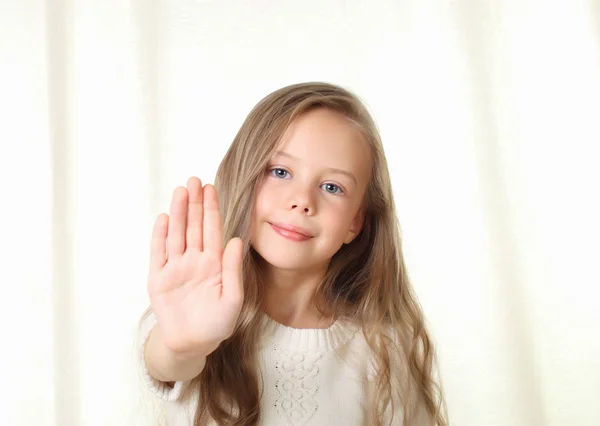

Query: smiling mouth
[268,223,313,242]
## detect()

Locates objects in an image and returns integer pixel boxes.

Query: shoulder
[351,323,408,379]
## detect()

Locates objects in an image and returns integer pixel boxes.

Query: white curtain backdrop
[1,0,599,425]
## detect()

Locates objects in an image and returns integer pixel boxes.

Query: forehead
[274,108,371,180]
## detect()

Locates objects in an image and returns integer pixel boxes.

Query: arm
[144,322,210,384]
[140,179,244,399]
[139,311,211,401]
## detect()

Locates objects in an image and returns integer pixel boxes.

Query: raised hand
[147,177,244,357]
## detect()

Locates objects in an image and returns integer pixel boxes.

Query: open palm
[147,177,244,356]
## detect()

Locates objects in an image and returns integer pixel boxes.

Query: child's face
[251,108,371,273]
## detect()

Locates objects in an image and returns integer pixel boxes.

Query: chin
[252,239,341,273]
[253,244,317,271]
[250,223,341,271]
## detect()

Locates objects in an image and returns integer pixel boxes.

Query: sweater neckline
[259,312,359,352]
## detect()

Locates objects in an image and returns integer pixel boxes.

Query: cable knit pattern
[138,311,419,425]
[273,346,322,425]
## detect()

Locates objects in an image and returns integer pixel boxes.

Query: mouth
[268,222,313,241]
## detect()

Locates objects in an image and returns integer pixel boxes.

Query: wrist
[155,323,221,359]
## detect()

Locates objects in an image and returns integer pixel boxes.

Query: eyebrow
[273,151,358,185]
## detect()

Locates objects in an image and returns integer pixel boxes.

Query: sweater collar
[259,312,360,352]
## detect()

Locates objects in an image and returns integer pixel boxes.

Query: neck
[261,261,333,329]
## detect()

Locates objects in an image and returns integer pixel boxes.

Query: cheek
[323,203,356,233]
[254,185,277,219]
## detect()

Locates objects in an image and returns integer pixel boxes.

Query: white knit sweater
[140,312,427,425]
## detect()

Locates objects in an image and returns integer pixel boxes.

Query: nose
[288,184,316,215]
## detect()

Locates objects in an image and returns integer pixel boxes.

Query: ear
[344,208,365,244]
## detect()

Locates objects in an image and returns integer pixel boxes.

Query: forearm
[144,324,209,383]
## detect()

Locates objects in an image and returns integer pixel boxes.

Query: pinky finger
[150,213,169,272]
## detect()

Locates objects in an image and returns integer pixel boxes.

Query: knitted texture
[139,312,416,425]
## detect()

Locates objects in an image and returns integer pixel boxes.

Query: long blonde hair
[160,82,446,425]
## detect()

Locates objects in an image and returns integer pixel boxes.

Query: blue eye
[270,168,290,178]
[269,168,344,195]
[321,183,344,195]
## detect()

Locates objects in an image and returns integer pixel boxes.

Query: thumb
[222,237,244,309]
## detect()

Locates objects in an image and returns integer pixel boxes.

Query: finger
[150,213,168,272]
[167,186,188,257]
[202,184,223,254]
[222,237,244,308]
[185,177,203,251]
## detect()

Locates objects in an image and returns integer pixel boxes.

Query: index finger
[202,184,223,254]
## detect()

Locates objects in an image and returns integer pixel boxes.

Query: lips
[269,222,313,241]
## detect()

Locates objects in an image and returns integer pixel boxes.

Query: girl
[139,82,447,426]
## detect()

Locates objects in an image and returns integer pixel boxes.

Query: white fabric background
[1,0,599,425]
